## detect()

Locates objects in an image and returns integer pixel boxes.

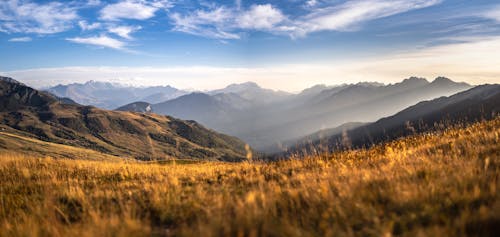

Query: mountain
[289,84,500,154]
[152,92,241,123]
[46,81,188,109]
[264,122,365,153]
[0,77,249,161]
[116,102,152,113]
[208,81,291,105]
[297,84,332,98]
[117,77,472,151]
[147,92,261,135]
[242,77,471,150]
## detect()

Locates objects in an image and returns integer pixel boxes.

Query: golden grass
[0,131,125,161]
[0,118,499,236]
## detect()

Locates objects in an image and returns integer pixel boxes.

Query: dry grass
[0,118,499,236]
[0,131,125,161]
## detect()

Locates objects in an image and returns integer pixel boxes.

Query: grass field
[0,118,499,236]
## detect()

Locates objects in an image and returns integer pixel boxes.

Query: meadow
[0,118,499,236]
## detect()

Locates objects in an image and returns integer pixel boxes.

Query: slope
[0,77,248,161]
[1,117,498,236]
[290,84,500,154]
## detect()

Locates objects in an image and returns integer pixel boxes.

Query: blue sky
[1,0,500,91]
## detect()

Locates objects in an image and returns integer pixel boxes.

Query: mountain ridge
[47,80,189,109]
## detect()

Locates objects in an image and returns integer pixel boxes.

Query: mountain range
[4,75,498,160]
[0,77,249,161]
[286,84,500,156]
[47,80,188,109]
[117,77,472,151]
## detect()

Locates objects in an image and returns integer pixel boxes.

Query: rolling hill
[0,77,249,161]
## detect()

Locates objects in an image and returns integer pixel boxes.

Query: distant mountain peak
[188,92,212,97]
[224,81,261,91]
[299,84,330,95]
[432,77,454,84]
[390,77,429,88]
[355,81,385,87]
[240,81,260,87]
[430,77,471,87]
[0,76,24,85]
[404,76,428,83]
[84,80,117,87]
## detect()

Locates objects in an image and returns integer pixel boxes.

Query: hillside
[0,77,249,161]
[1,117,498,236]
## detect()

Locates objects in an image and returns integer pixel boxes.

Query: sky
[1,0,500,91]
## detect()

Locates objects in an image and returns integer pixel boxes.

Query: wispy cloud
[0,0,78,34]
[108,25,141,39]
[8,37,32,42]
[237,4,285,30]
[483,5,500,22]
[305,0,318,8]
[170,6,240,39]
[86,0,102,7]
[78,20,101,31]
[66,35,126,50]
[170,0,442,39]
[171,4,287,39]
[100,0,170,21]
[294,0,443,36]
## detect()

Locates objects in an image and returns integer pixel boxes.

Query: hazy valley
[49,77,473,152]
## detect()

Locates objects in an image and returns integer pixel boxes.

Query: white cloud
[66,35,126,50]
[306,0,318,8]
[171,4,287,39]
[170,6,240,39]
[8,37,32,42]
[483,5,500,22]
[237,4,285,30]
[0,0,78,34]
[170,0,442,39]
[78,20,101,31]
[86,0,102,7]
[294,0,442,35]
[108,25,142,39]
[100,0,170,21]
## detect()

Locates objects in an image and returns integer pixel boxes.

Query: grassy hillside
[0,129,124,161]
[0,77,249,161]
[1,118,499,236]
